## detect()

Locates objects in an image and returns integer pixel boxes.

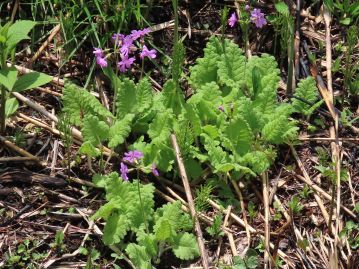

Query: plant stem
[286,20,295,96]
[136,170,149,234]
[0,85,6,134]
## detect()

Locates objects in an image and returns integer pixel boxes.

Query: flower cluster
[93,28,157,72]
[120,150,159,181]
[228,6,267,29]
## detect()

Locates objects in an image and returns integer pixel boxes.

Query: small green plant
[4,239,47,268]
[299,184,313,199]
[50,230,66,252]
[288,196,304,215]
[58,113,73,176]
[232,249,259,269]
[206,214,224,237]
[273,200,283,221]
[92,172,199,268]
[195,183,214,212]
[343,25,359,95]
[247,201,257,222]
[339,221,359,249]
[0,20,52,133]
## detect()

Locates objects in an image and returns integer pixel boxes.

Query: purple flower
[245,5,250,11]
[117,56,135,72]
[120,162,129,181]
[250,8,267,28]
[218,105,224,112]
[151,163,159,176]
[112,33,125,42]
[228,12,238,27]
[123,150,144,164]
[130,28,151,40]
[93,47,104,57]
[140,45,157,59]
[96,56,108,68]
[120,35,134,56]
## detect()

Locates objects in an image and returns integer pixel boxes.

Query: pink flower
[140,45,157,59]
[112,33,125,43]
[151,163,159,176]
[250,8,267,28]
[245,5,250,11]
[228,12,238,27]
[130,28,151,40]
[93,47,103,57]
[123,150,144,164]
[120,162,129,181]
[96,56,108,68]
[120,35,134,57]
[218,105,224,112]
[117,56,135,72]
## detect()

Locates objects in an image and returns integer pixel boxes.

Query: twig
[216,205,232,259]
[27,24,61,67]
[0,135,45,165]
[261,172,270,269]
[171,134,209,269]
[230,179,251,247]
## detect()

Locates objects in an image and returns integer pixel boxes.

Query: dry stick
[0,156,39,162]
[324,6,343,267]
[290,145,356,220]
[230,179,251,246]
[27,24,61,67]
[299,137,359,143]
[294,0,301,84]
[170,134,209,269]
[216,205,232,259]
[0,135,45,165]
[261,172,270,269]
[10,0,19,22]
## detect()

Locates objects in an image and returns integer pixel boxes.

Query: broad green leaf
[275,2,289,15]
[5,98,19,118]
[115,78,137,118]
[6,20,37,49]
[12,72,52,92]
[78,141,101,157]
[82,115,109,146]
[224,116,252,156]
[292,77,318,115]
[155,219,172,241]
[108,114,134,148]
[172,232,200,260]
[103,212,130,245]
[0,66,18,91]
[125,244,152,269]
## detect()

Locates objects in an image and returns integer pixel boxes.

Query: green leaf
[136,78,153,113]
[275,2,289,15]
[148,109,173,145]
[78,141,101,157]
[172,232,200,260]
[217,42,246,88]
[5,98,18,118]
[108,114,134,148]
[246,249,259,269]
[126,244,152,269]
[82,115,109,146]
[189,36,222,89]
[223,116,252,156]
[12,72,52,92]
[115,78,137,118]
[0,66,18,90]
[6,20,37,49]
[103,212,130,245]
[155,219,173,241]
[292,77,318,116]
[62,82,113,126]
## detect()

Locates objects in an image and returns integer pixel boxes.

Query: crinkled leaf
[103,212,130,245]
[108,114,134,148]
[172,232,200,260]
